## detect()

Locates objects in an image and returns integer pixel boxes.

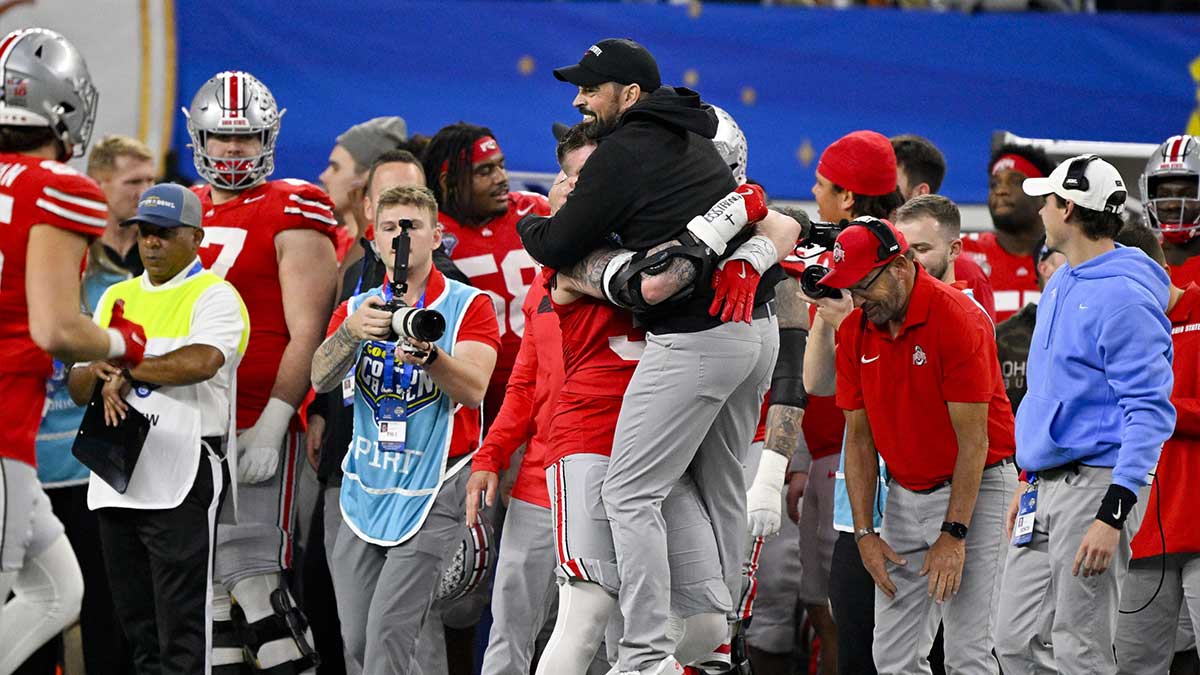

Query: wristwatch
[854,527,878,543]
[941,521,969,540]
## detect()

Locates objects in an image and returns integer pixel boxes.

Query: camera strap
[377,289,426,453]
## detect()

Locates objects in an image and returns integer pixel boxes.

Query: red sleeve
[940,307,996,403]
[456,293,502,351]
[955,256,997,322]
[34,167,108,239]
[834,317,865,411]
[276,180,338,245]
[326,300,349,337]
[474,290,541,472]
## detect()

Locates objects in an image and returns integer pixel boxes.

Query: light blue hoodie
[1016,245,1175,492]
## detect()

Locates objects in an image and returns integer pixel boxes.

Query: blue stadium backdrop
[173,1,1200,203]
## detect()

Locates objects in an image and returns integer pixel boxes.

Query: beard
[924,256,949,282]
[990,202,1041,235]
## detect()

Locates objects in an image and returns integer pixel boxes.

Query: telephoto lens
[391,306,447,342]
[799,265,842,300]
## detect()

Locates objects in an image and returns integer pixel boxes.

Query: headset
[850,216,903,262]
[1061,154,1127,214]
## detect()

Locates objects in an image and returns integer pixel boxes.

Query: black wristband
[1095,484,1138,530]
[422,344,440,368]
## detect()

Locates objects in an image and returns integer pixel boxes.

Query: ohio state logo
[913,345,927,366]
[832,242,845,263]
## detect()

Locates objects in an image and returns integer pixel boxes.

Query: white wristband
[255,398,296,438]
[727,234,780,276]
[686,191,752,256]
[106,328,127,359]
[751,450,790,493]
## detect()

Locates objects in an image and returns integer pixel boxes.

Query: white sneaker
[619,656,684,675]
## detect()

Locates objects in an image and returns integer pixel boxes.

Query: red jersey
[473,269,564,509]
[962,232,1039,322]
[0,155,107,465]
[1169,256,1200,288]
[835,266,1015,491]
[439,191,550,415]
[545,289,645,465]
[193,179,337,429]
[953,256,996,323]
[1133,284,1200,559]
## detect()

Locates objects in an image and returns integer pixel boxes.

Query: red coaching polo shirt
[835,264,1015,491]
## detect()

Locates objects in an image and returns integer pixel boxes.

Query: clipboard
[72,381,151,494]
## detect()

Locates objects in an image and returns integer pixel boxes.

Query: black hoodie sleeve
[517,141,645,269]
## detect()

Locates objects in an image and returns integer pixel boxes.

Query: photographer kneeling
[311,185,499,675]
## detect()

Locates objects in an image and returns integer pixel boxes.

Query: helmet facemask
[1146,175,1200,245]
[183,71,283,191]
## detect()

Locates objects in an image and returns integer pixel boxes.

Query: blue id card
[377,397,407,453]
[1012,483,1037,547]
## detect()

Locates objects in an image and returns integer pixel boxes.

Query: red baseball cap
[818,217,909,289]
[816,130,897,197]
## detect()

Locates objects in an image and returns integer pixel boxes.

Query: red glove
[709,259,761,324]
[736,183,769,224]
[108,299,147,366]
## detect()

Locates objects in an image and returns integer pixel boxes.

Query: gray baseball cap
[336,116,408,169]
[121,183,203,229]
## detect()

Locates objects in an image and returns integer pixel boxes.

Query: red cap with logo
[818,217,909,289]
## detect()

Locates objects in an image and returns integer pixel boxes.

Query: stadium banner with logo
[171,1,1200,203]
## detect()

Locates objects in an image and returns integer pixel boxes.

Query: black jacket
[518,87,778,333]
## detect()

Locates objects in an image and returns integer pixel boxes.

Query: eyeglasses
[847,264,889,297]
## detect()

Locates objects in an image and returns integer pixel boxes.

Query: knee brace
[229,575,318,673]
[212,584,248,672]
[536,581,615,675]
[674,612,728,669]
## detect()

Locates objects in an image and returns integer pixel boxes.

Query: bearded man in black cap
[517,38,802,675]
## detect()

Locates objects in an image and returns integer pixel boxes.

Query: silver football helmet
[183,71,284,190]
[0,28,98,159]
[434,516,494,602]
[1140,134,1200,245]
[711,105,748,186]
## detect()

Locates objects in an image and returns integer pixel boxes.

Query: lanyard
[379,289,426,407]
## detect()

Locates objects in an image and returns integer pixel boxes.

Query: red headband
[991,153,1044,179]
[441,135,502,174]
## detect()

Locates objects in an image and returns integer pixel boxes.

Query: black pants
[14,484,134,675]
[97,451,227,675]
[829,531,877,675]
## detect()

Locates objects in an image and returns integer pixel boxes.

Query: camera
[796,219,847,300]
[383,220,446,344]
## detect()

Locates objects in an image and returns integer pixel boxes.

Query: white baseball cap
[1023,154,1127,214]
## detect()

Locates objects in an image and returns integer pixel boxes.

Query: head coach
[824,217,1017,674]
[517,38,801,675]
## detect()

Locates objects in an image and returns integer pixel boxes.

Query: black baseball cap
[553,38,661,92]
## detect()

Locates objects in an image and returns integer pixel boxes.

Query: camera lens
[392,307,447,342]
[800,265,842,300]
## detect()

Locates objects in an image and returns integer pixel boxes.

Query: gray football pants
[480,497,557,675]
[873,461,1016,675]
[995,465,1149,675]
[603,315,778,671]
[331,467,468,675]
[1116,553,1200,674]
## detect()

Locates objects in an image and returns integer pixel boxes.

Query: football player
[183,71,338,674]
[421,123,549,431]
[0,28,146,672]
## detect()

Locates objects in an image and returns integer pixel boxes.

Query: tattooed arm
[555,240,698,306]
[764,275,812,466]
[311,296,391,393]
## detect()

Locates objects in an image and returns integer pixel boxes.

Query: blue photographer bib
[339,276,483,546]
